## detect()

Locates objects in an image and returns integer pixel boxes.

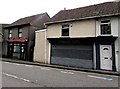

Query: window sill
[98,34,113,36]
[60,36,70,38]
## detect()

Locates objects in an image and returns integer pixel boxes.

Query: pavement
[1,57,120,76]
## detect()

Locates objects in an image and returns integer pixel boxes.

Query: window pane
[18,28,22,37]
[101,20,110,23]
[100,23,111,35]
[62,24,69,28]
[9,30,12,33]
[9,30,12,38]
[62,28,69,36]
[9,43,12,45]
[19,28,22,32]
[14,45,20,53]
[62,24,69,36]
[21,47,24,53]
[9,34,12,38]
[19,33,22,37]
[107,25,111,34]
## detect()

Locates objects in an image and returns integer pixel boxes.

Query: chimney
[64,7,66,10]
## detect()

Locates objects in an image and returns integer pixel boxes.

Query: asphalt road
[2,61,119,87]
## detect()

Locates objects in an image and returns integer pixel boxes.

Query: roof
[5,13,50,29]
[46,1,120,24]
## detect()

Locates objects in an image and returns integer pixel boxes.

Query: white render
[115,16,120,72]
[47,19,96,38]
[34,30,46,63]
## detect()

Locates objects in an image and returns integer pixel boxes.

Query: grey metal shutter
[51,44,93,69]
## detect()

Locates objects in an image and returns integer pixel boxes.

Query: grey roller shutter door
[51,44,93,69]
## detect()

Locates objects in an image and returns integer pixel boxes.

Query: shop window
[100,20,111,35]
[62,24,69,36]
[21,44,25,53]
[21,47,24,53]
[14,44,20,53]
[18,28,22,38]
[8,29,12,38]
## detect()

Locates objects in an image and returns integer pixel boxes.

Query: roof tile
[49,1,120,23]
[5,13,50,28]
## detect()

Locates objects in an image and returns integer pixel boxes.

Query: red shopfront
[7,38,28,60]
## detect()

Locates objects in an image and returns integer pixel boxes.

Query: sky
[0,0,115,24]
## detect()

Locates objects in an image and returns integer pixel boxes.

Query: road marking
[25,65,33,67]
[40,67,50,70]
[2,72,31,83]
[3,72,19,79]
[34,66,41,68]
[15,64,23,66]
[3,61,118,78]
[61,71,74,74]
[88,75,113,81]
[54,68,64,71]
[87,72,118,77]
[19,78,30,82]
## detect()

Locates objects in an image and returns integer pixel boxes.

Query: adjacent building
[34,1,120,72]
[3,13,50,61]
[0,24,3,57]
[0,24,9,57]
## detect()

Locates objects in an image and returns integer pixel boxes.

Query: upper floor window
[100,20,111,35]
[8,29,12,38]
[18,28,22,38]
[62,24,69,36]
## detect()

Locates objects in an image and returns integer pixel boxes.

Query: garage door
[51,44,93,69]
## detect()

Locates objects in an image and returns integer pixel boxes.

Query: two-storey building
[0,24,9,57]
[34,1,120,72]
[3,13,50,61]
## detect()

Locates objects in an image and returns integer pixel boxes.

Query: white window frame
[100,20,112,36]
[8,29,12,38]
[61,24,69,37]
[18,28,22,38]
